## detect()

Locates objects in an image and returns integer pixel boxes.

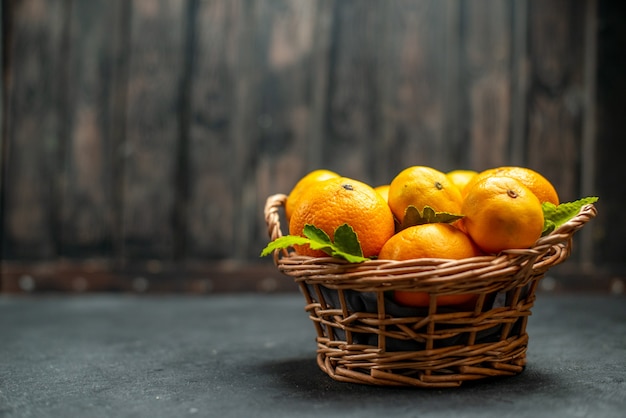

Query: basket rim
[265,192,597,266]
[264,193,597,292]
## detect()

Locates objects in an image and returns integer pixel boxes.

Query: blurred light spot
[146,260,163,274]
[18,275,35,292]
[257,277,278,293]
[540,276,557,292]
[610,278,624,295]
[73,277,88,292]
[132,277,149,292]
[192,279,214,293]
[257,114,273,129]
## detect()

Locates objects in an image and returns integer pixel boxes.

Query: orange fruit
[285,169,340,220]
[374,184,390,202]
[288,177,395,258]
[446,169,477,193]
[379,223,482,307]
[462,176,544,254]
[379,223,481,260]
[462,166,559,205]
[388,166,463,223]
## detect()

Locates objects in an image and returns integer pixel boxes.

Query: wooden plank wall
[1,0,624,293]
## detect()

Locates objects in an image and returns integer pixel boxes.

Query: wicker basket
[264,193,597,387]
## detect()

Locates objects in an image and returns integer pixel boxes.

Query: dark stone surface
[1,293,625,417]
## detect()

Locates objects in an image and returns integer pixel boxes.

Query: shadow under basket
[264,194,597,388]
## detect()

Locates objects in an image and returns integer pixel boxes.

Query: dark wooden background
[1,0,624,294]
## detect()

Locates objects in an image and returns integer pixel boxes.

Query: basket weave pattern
[264,193,597,387]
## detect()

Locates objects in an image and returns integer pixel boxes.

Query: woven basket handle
[264,193,287,239]
[263,194,289,265]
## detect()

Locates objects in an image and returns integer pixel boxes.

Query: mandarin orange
[388,166,463,224]
[374,184,390,202]
[288,177,395,258]
[379,223,481,307]
[285,169,340,220]
[462,166,559,205]
[446,169,478,193]
[462,175,544,254]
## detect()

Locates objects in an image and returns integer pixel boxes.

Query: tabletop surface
[1,292,625,418]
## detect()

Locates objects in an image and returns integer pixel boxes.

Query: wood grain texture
[57,0,120,257]
[2,0,67,258]
[526,0,585,203]
[464,0,513,171]
[121,0,185,259]
[372,0,451,179]
[186,0,241,259]
[1,0,621,288]
[594,0,625,271]
[323,0,386,183]
[0,0,5,263]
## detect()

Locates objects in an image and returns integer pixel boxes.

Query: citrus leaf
[542,220,556,237]
[401,205,464,229]
[541,196,598,236]
[260,235,312,257]
[339,252,371,263]
[333,224,364,258]
[401,206,424,229]
[260,223,369,263]
[288,224,335,255]
[303,224,333,244]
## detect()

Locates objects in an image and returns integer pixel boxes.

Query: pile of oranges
[283,166,560,307]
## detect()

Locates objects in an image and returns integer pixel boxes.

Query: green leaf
[542,220,556,237]
[333,224,364,258]
[303,224,332,244]
[260,223,370,263]
[259,235,312,257]
[301,224,336,254]
[401,205,464,229]
[541,196,598,236]
[401,206,424,229]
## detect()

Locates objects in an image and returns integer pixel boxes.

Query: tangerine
[378,223,482,307]
[388,166,463,224]
[446,169,478,193]
[288,177,395,258]
[374,184,390,202]
[462,176,544,254]
[285,169,340,220]
[462,166,559,205]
